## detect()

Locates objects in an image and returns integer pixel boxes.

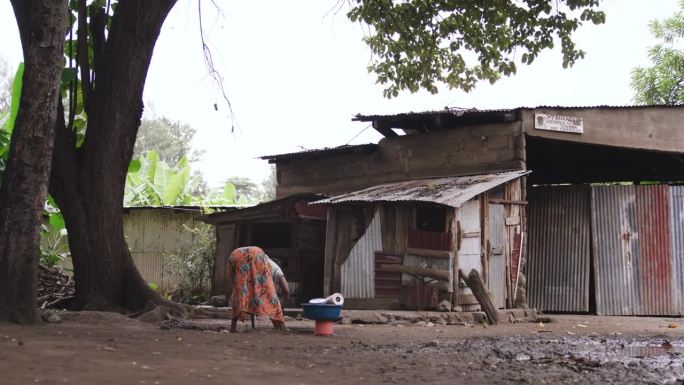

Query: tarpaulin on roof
[312,170,530,208]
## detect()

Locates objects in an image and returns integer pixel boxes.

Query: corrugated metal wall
[527,184,682,316]
[592,186,642,315]
[592,185,680,316]
[637,186,673,315]
[488,204,506,309]
[457,198,481,310]
[123,209,202,292]
[341,209,382,298]
[671,186,684,314]
[528,185,591,312]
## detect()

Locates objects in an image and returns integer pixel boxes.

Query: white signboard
[534,113,583,134]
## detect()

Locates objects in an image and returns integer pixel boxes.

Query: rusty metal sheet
[671,186,684,315]
[314,171,530,208]
[374,252,402,298]
[593,185,678,316]
[637,186,673,316]
[592,186,642,315]
[457,199,482,311]
[407,229,452,251]
[488,204,506,309]
[341,210,382,298]
[527,185,591,312]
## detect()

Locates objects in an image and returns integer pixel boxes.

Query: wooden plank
[481,194,489,286]
[459,268,500,325]
[505,216,521,226]
[323,209,336,297]
[378,264,450,281]
[211,223,236,296]
[488,199,528,205]
[451,210,461,308]
[405,247,452,260]
[373,121,398,138]
[395,206,409,255]
[381,205,396,254]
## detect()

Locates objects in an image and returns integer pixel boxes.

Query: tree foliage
[631,1,684,105]
[124,150,245,207]
[165,224,215,303]
[0,58,14,116]
[260,165,276,202]
[347,0,606,97]
[224,176,260,202]
[134,116,205,165]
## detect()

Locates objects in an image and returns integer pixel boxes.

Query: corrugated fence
[123,208,203,293]
[529,184,684,316]
[488,203,506,309]
[671,186,684,313]
[528,185,591,312]
[592,186,642,315]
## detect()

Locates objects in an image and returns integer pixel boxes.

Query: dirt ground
[1,311,684,385]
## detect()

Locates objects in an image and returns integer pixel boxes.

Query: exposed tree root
[135,301,231,324]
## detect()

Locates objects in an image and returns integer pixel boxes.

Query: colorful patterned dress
[228,246,284,322]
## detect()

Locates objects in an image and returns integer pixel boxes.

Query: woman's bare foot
[272,320,288,332]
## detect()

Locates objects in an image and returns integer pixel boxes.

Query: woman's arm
[276,275,290,308]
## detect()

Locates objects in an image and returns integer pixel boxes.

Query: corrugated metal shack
[261,105,684,314]
[202,194,327,306]
[123,206,230,293]
[314,171,528,310]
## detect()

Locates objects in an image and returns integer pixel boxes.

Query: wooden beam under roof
[372,120,398,138]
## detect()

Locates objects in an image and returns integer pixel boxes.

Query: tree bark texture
[49,0,177,312]
[0,0,68,323]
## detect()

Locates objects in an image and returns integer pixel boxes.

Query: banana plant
[125,150,247,207]
[0,64,23,184]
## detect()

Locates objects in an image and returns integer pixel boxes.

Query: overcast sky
[0,1,680,187]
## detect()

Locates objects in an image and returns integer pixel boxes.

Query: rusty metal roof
[354,104,684,122]
[313,170,530,208]
[260,144,377,163]
[354,105,684,137]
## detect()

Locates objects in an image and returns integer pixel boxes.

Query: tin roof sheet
[313,170,530,208]
[353,104,684,122]
[260,144,377,162]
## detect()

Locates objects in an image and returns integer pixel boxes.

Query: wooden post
[459,268,500,325]
[450,209,461,309]
[481,193,489,286]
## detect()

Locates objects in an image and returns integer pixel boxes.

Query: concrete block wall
[276,122,525,197]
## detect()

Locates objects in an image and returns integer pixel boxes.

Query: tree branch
[89,4,107,86]
[76,0,92,114]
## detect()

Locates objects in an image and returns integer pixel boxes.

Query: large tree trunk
[49,0,176,312]
[0,0,68,323]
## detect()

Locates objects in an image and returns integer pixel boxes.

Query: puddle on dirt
[621,344,684,359]
[473,336,684,384]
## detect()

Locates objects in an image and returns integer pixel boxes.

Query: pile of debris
[37,264,74,309]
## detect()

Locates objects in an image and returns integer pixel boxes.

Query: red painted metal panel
[511,232,522,291]
[405,278,439,310]
[637,185,673,315]
[407,229,452,251]
[374,252,402,298]
[294,202,327,220]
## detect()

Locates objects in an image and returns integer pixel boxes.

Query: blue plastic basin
[301,303,342,321]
